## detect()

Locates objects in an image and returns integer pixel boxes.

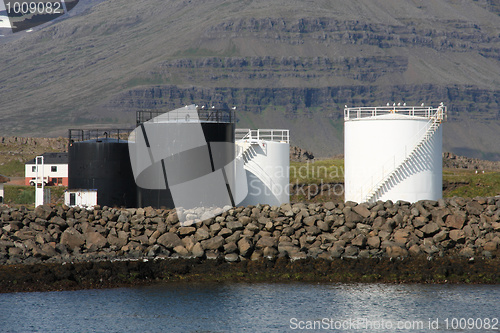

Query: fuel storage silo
[235,129,290,207]
[131,105,235,210]
[67,130,136,208]
[344,104,446,203]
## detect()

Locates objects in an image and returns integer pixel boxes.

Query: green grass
[290,158,344,184]
[4,185,35,206]
[290,158,500,198]
[443,169,500,197]
[3,185,67,207]
[0,160,25,177]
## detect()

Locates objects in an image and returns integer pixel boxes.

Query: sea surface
[0,283,499,332]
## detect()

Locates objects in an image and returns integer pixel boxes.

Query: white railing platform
[344,105,447,121]
[236,129,289,143]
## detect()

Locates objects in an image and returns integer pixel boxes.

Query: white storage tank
[344,104,446,203]
[236,129,290,206]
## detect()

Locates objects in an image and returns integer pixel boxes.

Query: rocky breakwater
[1,198,500,266]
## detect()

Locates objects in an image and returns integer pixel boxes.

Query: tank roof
[344,104,446,122]
[75,138,128,144]
[136,104,235,126]
[68,129,132,147]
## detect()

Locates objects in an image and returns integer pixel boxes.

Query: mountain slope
[0,0,499,158]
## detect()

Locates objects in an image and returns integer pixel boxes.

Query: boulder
[108,235,127,248]
[433,230,448,243]
[367,236,381,249]
[178,226,196,236]
[344,245,359,257]
[32,244,58,258]
[393,230,410,245]
[263,246,279,258]
[35,205,55,220]
[85,232,107,248]
[218,228,233,238]
[420,222,440,236]
[201,235,225,250]
[466,201,483,216]
[225,253,239,262]
[351,234,367,248]
[256,236,278,249]
[386,246,408,258]
[173,245,190,257]
[449,230,466,243]
[408,244,421,255]
[459,247,475,258]
[237,238,253,257]
[195,228,210,241]
[226,221,244,231]
[157,232,183,249]
[223,242,238,254]
[344,209,363,225]
[60,227,85,249]
[50,216,67,228]
[192,242,205,258]
[445,214,466,229]
[353,204,371,218]
[483,241,497,252]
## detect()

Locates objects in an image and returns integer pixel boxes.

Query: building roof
[25,152,68,165]
[0,174,10,183]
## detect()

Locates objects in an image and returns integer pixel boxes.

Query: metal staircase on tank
[238,141,279,195]
[363,104,446,203]
[235,129,289,197]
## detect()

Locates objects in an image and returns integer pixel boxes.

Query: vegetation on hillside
[0,0,499,158]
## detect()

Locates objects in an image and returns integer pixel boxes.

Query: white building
[0,174,9,204]
[64,189,98,208]
[25,152,68,186]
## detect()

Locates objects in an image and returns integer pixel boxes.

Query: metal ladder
[238,142,278,195]
[363,108,444,203]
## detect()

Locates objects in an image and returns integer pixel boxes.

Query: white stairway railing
[362,105,445,203]
[237,142,280,196]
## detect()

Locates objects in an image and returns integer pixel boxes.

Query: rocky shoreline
[1,198,500,291]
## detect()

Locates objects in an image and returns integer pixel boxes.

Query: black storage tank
[68,138,137,207]
[136,106,235,209]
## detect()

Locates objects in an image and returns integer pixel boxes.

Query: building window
[51,166,57,172]
[58,178,63,184]
[32,166,36,172]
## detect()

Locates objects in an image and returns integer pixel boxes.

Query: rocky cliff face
[0,0,499,159]
[443,152,500,171]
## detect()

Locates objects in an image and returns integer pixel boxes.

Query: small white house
[25,152,68,186]
[0,174,9,204]
[64,190,98,208]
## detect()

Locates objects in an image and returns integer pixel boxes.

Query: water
[0,283,499,332]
